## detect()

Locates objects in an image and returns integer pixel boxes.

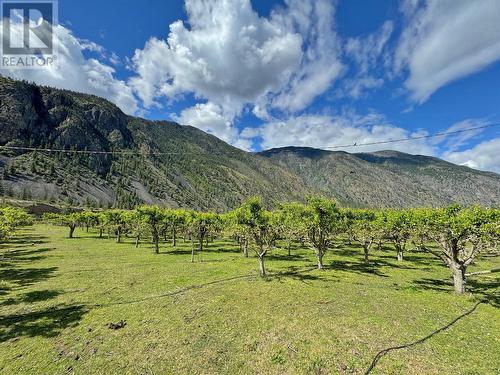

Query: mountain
[0,76,310,210]
[259,147,500,207]
[0,76,498,209]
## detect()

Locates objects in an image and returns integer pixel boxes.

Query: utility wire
[324,123,500,150]
[0,145,218,156]
[0,123,498,156]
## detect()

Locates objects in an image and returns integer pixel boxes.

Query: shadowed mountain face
[259,147,500,207]
[0,76,499,209]
[0,76,310,210]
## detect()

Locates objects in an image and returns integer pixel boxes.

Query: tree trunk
[191,238,195,263]
[363,243,370,263]
[258,255,266,277]
[153,235,159,254]
[243,240,249,258]
[69,225,75,238]
[396,244,404,261]
[172,228,176,247]
[135,236,140,248]
[451,264,466,294]
[198,238,203,262]
[99,228,103,238]
[317,251,324,270]
[116,229,121,243]
[287,241,292,256]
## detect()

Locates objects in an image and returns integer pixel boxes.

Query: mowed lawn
[0,225,499,375]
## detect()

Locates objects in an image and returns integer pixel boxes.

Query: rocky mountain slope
[259,147,500,207]
[1,76,499,209]
[0,76,310,210]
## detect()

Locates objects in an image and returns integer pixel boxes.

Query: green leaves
[0,207,33,240]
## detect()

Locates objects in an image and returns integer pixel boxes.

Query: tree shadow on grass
[412,277,500,308]
[207,246,242,254]
[0,304,88,342]
[1,290,62,307]
[0,231,90,342]
[328,260,390,278]
[270,266,333,284]
[0,266,58,288]
[333,247,360,257]
[468,278,500,308]
[268,253,305,262]
[1,235,48,249]
[162,247,242,256]
[1,247,55,264]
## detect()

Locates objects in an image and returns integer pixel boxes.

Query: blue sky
[2,0,500,172]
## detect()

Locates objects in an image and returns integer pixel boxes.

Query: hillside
[0,76,499,209]
[0,76,310,210]
[259,147,500,207]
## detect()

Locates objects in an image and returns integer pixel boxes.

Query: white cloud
[443,138,500,173]
[338,20,393,99]
[271,0,343,112]
[438,119,489,152]
[172,101,252,150]
[395,0,500,103]
[0,24,138,114]
[129,0,342,141]
[341,77,384,99]
[250,112,435,155]
[129,0,303,112]
[345,21,393,75]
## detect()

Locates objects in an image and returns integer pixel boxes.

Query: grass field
[0,224,499,374]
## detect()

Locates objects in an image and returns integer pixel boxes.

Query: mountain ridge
[1,76,499,209]
[259,147,499,207]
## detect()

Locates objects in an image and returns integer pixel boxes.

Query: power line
[0,145,221,156]
[0,123,498,156]
[323,123,500,150]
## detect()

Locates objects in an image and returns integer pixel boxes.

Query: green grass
[0,224,499,374]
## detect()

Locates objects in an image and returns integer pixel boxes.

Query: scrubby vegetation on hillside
[1,76,499,210]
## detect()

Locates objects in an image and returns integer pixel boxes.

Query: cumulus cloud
[130,0,302,111]
[270,0,343,112]
[171,101,252,150]
[249,112,435,155]
[395,0,500,103]
[0,24,138,114]
[129,0,342,138]
[444,138,500,173]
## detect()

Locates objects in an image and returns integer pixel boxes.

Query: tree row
[42,197,499,294]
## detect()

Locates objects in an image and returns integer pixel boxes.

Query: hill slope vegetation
[0,76,309,210]
[1,76,499,208]
[259,147,500,207]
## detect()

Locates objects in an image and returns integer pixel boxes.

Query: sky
[1,0,500,173]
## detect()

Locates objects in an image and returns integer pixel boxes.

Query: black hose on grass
[364,300,484,374]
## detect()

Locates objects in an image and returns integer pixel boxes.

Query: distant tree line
[42,197,500,294]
